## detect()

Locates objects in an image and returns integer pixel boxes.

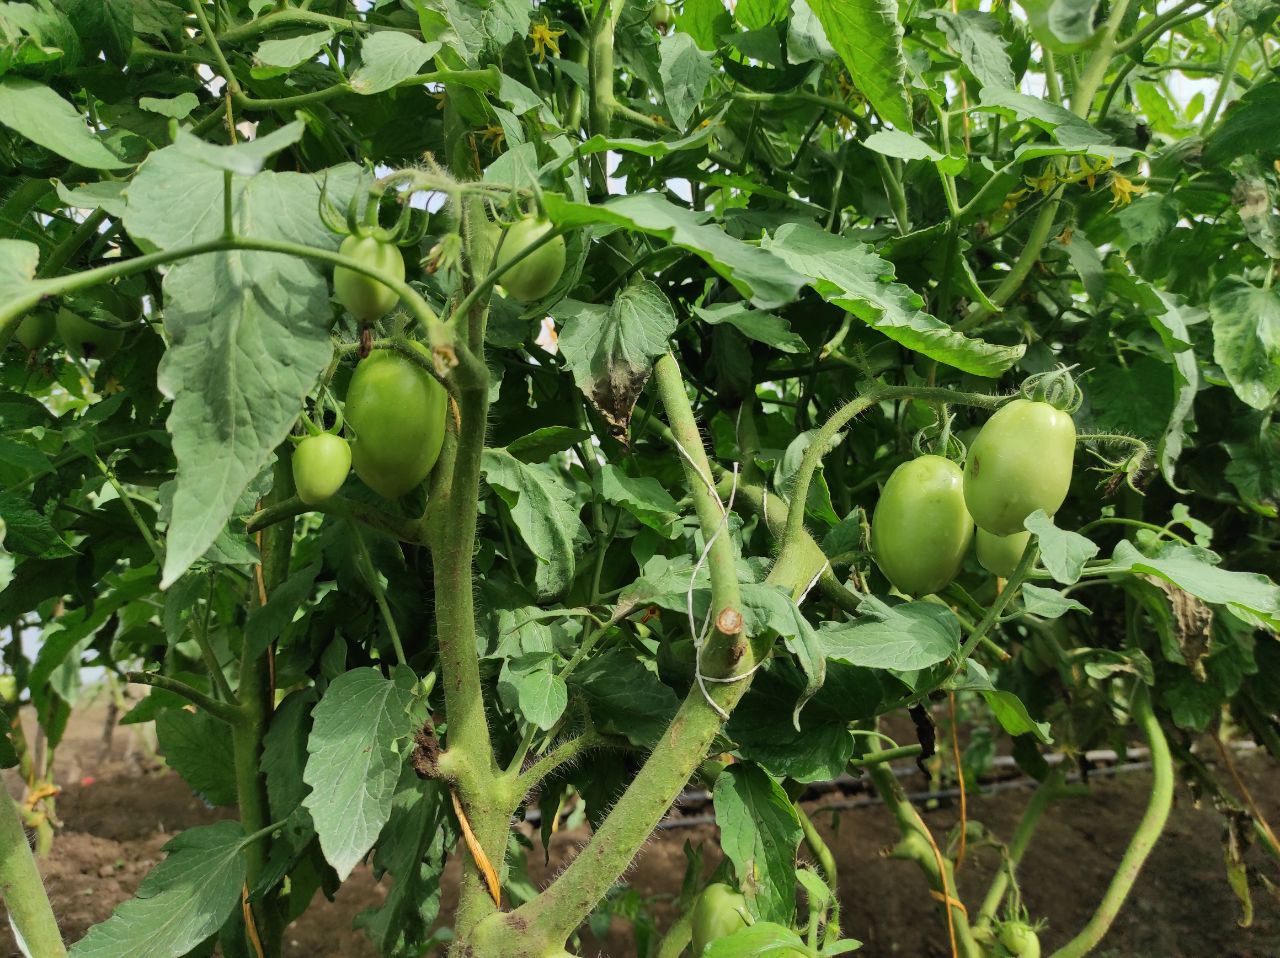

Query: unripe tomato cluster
[871,398,1076,597]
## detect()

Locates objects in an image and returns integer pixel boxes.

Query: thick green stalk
[0,794,66,957]
[1051,685,1173,958]
[232,454,293,955]
[429,376,502,938]
[466,352,763,954]
[1199,30,1247,135]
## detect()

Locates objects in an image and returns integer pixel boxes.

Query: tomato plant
[0,2,1278,958]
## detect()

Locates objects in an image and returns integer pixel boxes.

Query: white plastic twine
[670,441,765,719]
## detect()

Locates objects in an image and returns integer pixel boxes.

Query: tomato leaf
[807,0,911,130]
[712,764,803,925]
[302,668,419,881]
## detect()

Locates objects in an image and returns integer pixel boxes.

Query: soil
[3,696,1279,958]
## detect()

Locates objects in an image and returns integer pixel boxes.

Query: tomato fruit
[651,2,675,30]
[871,455,974,597]
[345,345,447,499]
[495,217,565,302]
[334,234,405,321]
[293,434,352,505]
[999,920,1041,958]
[14,311,54,350]
[963,399,1075,536]
[57,308,124,359]
[690,883,748,955]
[976,529,1031,579]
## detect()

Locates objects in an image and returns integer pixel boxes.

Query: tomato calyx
[1021,365,1083,412]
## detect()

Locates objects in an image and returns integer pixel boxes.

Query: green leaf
[600,464,681,537]
[69,822,248,957]
[761,223,1024,376]
[1202,80,1280,167]
[155,709,237,806]
[350,33,442,95]
[982,689,1053,743]
[505,426,591,462]
[713,764,803,925]
[1209,278,1280,410]
[302,668,418,880]
[555,280,678,435]
[121,128,343,587]
[926,10,1015,90]
[1024,511,1098,585]
[1147,290,1201,490]
[482,449,582,600]
[862,129,965,175]
[807,0,911,130]
[542,193,804,310]
[659,31,714,129]
[704,921,814,956]
[138,93,200,119]
[1108,540,1280,630]
[0,77,127,170]
[574,649,679,747]
[498,653,568,730]
[975,86,1111,149]
[694,302,807,353]
[819,597,961,671]
[739,583,827,730]
[1021,583,1090,619]
[252,29,333,78]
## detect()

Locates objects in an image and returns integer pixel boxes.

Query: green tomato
[14,311,55,350]
[691,883,749,955]
[999,921,1041,958]
[651,2,675,30]
[345,345,447,499]
[292,433,352,506]
[56,308,124,360]
[871,455,974,598]
[496,217,566,302]
[334,234,405,321]
[0,674,16,704]
[976,528,1031,579]
[964,399,1075,536]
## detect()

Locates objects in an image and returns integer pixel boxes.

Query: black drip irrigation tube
[518,742,1259,832]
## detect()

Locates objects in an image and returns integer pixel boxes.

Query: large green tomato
[976,528,1031,579]
[57,308,124,359]
[496,217,565,302]
[292,434,352,505]
[871,455,974,597]
[691,883,748,955]
[999,921,1041,958]
[964,399,1075,536]
[345,346,446,499]
[14,311,55,350]
[334,235,405,321]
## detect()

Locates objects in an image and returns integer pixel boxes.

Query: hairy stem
[1051,685,1173,958]
[0,793,67,957]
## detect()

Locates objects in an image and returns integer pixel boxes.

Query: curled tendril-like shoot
[318,176,349,236]
[1022,364,1084,412]
[1079,432,1152,495]
[912,406,967,463]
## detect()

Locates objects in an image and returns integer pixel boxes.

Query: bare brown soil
[3,698,1279,957]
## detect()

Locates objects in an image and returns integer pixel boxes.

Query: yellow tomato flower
[1024,167,1057,194]
[1108,172,1147,208]
[530,18,565,62]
